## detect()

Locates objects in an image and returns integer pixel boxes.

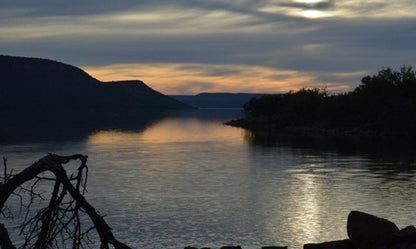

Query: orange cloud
[84,63,350,95]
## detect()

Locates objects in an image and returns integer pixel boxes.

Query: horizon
[1,1,415,94]
[0,53,375,96]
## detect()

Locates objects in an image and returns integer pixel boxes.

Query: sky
[1,0,415,94]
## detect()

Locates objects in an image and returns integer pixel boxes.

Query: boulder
[304,239,356,249]
[347,211,399,249]
[393,226,416,243]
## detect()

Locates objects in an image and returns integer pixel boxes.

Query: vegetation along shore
[226,67,416,138]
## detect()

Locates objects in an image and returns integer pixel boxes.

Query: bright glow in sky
[84,63,350,94]
[299,9,332,18]
[1,0,415,94]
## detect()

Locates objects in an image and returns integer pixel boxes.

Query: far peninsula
[227,67,416,138]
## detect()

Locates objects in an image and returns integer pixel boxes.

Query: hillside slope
[0,55,191,112]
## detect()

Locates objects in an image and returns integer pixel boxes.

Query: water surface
[1,109,416,249]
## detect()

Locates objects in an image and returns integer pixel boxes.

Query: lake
[1,109,416,249]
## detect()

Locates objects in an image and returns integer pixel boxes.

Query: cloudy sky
[1,0,415,94]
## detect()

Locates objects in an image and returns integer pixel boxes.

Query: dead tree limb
[0,154,131,249]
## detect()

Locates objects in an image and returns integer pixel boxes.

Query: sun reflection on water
[292,173,321,241]
[87,118,243,146]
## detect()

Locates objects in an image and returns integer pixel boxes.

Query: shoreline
[225,118,414,139]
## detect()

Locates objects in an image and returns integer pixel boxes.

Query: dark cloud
[0,0,143,16]
[1,0,415,92]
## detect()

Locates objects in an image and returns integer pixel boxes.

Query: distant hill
[170,93,269,108]
[0,55,192,112]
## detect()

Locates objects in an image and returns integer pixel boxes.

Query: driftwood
[0,154,131,249]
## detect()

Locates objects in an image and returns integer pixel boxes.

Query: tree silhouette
[0,154,131,249]
[239,67,416,136]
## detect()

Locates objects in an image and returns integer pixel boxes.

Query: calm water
[1,109,416,249]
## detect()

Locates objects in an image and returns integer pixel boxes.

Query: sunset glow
[84,63,350,94]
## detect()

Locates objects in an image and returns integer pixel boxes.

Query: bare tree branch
[3,157,7,184]
[0,154,131,249]
[0,223,16,249]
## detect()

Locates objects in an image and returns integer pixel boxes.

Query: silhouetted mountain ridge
[170,93,270,108]
[0,55,191,111]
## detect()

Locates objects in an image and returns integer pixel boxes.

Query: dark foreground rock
[347,211,399,249]
[304,239,355,249]
[393,226,416,243]
[185,246,287,249]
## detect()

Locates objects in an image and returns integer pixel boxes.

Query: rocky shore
[185,211,416,249]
